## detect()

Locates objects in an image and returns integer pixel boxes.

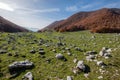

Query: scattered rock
[22,72,33,80]
[99,47,112,58]
[65,48,70,51]
[67,52,72,56]
[72,67,81,74]
[76,61,86,72]
[75,47,82,51]
[0,50,7,54]
[86,55,95,61]
[8,60,34,75]
[30,50,36,54]
[73,58,78,63]
[55,53,64,59]
[55,53,67,61]
[98,76,103,79]
[7,53,12,56]
[97,61,106,67]
[52,49,56,53]
[85,51,97,56]
[45,58,51,63]
[39,48,45,55]
[67,76,73,80]
[99,69,106,74]
[57,42,63,46]
[84,73,89,78]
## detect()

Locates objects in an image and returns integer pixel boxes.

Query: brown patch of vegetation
[41,8,120,33]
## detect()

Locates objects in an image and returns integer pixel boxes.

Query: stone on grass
[65,48,70,51]
[72,67,80,74]
[8,60,34,74]
[84,73,89,78]
[67,76,73,80]
[22,72,33,80]
[99,47,112,58]
[39,51,45,55]
[75,47,82,51]
[85,51,97,56]
[99,69,106,74]
[56,53,67,61]
[55,53,64,59]
[73,58,78,63]
[98,76,103,79]
[67,52,72,56]
[57,42,63,46]
[30,50,36,54]
[7,53,12,56]
[0,50,7,54]
[45,58,51,63]
[76,61,85,71]
[86,55,95,61]
[39,48,45,55]
[97,61,106,67]
[52,49,56,53]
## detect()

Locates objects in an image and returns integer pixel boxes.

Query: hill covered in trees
[39,8,120,33]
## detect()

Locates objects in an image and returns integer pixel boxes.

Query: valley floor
[0,31,120,80]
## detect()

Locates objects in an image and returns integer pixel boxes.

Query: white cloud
[66,6,78,12]
[103,2,120,8]
[0,0,61,31]
[0,2,14,11]
[15,8,60,14]
[81,4,93,9]
[0,9,54,30]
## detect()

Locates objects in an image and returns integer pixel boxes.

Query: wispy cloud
[16,8,60,14]
[0,1,59,30]
[80,4,94,9]
[103,2,120,8]
[0,2,14,11]
[66,6,78,12]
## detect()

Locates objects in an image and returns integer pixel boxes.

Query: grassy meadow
[0,31,120,80]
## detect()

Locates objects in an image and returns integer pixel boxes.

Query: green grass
[0,31,120,80]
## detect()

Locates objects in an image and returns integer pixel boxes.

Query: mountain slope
[41,8,120,33]
[0,16,29,32]
[38,20,64,32]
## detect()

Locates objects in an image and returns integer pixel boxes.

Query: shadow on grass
[9,66,35,79]
[84,64,91,73]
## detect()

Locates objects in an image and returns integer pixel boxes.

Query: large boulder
[8,60,34,74]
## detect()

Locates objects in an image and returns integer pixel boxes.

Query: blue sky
[0,0,120,31]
